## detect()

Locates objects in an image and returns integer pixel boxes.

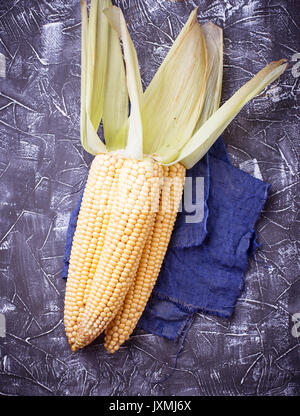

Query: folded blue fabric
[62,137,270,340]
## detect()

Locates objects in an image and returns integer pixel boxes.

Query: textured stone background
[0,0,299,396]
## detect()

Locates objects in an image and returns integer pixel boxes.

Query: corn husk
[102,11,128,150]
[142,8,208,158]
[80,0,107,154]
[80,1,287,170]
[104,6,144,159]
[171,59,287,168]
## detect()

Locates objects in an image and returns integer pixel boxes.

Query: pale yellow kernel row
[64,153,117,346]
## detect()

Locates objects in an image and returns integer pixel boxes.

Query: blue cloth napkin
[62,137,270,340]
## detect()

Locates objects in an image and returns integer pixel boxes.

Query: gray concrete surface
[0,0,299,396]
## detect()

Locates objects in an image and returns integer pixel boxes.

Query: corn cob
[64,153,115,346]
[71,157,163,350]
[104,163,186,353]
[63,1,287,353]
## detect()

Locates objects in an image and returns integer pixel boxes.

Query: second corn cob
[104,163,186,353]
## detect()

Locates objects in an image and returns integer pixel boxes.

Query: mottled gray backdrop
[0,0,299,396]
